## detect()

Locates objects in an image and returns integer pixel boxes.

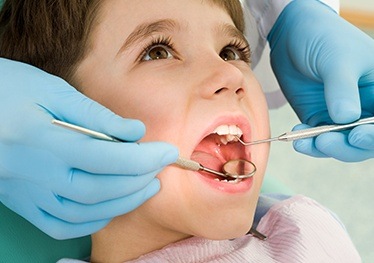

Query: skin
[74,0,270,261]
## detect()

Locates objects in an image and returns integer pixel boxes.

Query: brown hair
[209,0,245,33]
[0,0,244,83]
[0,0,101,81]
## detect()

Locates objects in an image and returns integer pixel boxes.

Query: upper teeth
[213,125,243,145]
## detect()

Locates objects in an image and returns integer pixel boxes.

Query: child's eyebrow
[117,19,181,55]
[217,23,250,48]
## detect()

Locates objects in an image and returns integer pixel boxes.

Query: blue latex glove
[268,0,374,162]
[0,59,178,239]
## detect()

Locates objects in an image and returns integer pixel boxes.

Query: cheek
[90,82,174,126]
[107,73,184,121]
[138,166,196,234]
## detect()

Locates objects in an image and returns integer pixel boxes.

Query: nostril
[215,87,228,94]
[236,87,245,97]
[213,87,245,96]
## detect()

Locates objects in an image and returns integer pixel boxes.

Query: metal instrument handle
[278,116,374,142]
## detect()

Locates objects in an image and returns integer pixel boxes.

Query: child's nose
[197,57,246,100]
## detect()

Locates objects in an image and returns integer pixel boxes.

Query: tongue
[191,134,228,172]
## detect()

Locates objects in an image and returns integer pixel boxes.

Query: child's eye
[220,47,241,61]
[220,41,251,64]
[142,45,173,61]
[140,36,175,62]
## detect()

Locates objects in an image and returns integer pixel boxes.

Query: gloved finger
[57,169,161,204]
[37,179,160,224]
[43,88,146,142]
[292,124,328,158]
[348,125,374,150]
[0,180,108,239]
[1,133,177,179]
[51,135,178,175]
[315,132,374,162]
[322,64,361,124]
[31,213,111,240]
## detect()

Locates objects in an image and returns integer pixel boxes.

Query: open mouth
[190,124,248,182]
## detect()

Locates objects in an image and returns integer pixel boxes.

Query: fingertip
[160,144,179,166]
[323,71,361,124]
[86,107,146,141]
[348,125,374,150]
[142,141,179,167]
[328,100,361,124]
[108,117,146,142]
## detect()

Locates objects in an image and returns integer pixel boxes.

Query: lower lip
[195,171,254,194]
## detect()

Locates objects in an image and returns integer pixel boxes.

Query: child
[0,0,361,262]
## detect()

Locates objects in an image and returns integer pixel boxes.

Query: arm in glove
[0,59,178,239]
[268,0,374,162]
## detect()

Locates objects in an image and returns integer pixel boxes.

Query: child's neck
[90,212,191,262]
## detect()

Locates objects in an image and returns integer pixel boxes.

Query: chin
[196,212,255,240]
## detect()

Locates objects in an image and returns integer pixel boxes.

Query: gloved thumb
[322,63,361,124]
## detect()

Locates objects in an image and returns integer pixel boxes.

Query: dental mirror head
[222,159,256,179]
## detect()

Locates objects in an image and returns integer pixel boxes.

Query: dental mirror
[52,119,257,180]
[222,159,257,179]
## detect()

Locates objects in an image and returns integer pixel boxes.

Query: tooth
[228,179,241,184]
[226,134,236,142]
[229,125,236,134]
[214,125,243,135]
[220,136,228,145]
[214,125,230,135]
[215,124,244,144]
[213,177,243,183]
[236,127,243,137]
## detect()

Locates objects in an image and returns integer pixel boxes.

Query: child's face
[76,0,270,241]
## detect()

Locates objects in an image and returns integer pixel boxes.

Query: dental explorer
[236,116,374,146]
[51,119,256,180]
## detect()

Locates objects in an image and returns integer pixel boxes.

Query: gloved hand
[268,0,374,162]
[0,59,178,239]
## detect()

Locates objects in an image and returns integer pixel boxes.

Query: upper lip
[189,112,252,158]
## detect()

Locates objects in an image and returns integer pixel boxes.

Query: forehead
[97,0,236,29]
[90,0,238,50]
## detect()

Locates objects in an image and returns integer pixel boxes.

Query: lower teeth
[213,178,242,184]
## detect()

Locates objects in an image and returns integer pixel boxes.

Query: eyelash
[139,36,175,61]
[138,36,251,63]
[225,39,251,64]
